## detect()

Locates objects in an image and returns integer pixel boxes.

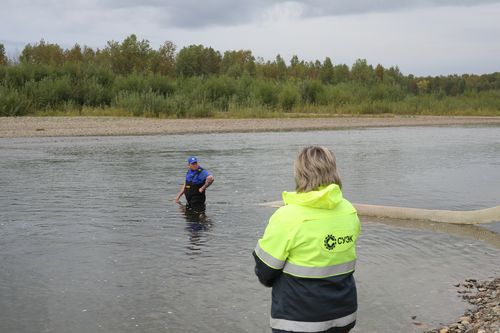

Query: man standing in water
[174,156,214,212]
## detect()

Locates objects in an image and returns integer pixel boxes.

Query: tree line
[1,34,499,117]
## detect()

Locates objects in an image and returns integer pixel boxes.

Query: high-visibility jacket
[253,183,361,333]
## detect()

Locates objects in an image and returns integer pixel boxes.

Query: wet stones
[426,278,500,333]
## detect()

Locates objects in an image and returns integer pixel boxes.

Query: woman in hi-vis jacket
[253,146,361,333]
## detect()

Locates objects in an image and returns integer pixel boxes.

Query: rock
[464,327,479,333]
[425,277,499,333]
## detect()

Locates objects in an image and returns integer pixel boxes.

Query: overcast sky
[1,0,499,76]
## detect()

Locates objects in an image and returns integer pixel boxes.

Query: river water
[0,125,499,333]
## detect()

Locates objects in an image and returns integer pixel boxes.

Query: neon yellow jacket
[253,183,360,332]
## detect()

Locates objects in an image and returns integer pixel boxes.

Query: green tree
[201,46,221,76]
[289,55,307,79]
[305,60,321,80]
[19,40,64,66]
[258,59,277,80]
[222,50,255,77]
[384,66,403,86]
[351,59,374,83]
[320,57,334,84]
[275,54,287,81]
[407,75,418,95]
[375,64,384,81]
[416,79,430,94]
[151,41,176,76]
[102,34,153,74]
[0,43,7,66]
[82,46,96,62]
[176,44,221,77]
[332,64,350,84]
[64,44,84,63]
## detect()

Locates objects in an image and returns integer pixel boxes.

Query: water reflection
[363,217,500,249]
[177,204,213,254]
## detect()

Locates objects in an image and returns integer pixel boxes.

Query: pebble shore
[426,278,499,333]
[1,115,500,138]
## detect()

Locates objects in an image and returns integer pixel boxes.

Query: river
[1,125,499,332]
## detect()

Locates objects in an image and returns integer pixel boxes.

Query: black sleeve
[253,251,282,288]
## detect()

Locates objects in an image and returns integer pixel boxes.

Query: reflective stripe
[283,259,356,278]
[254,243,286,269]
[271,311,356,332]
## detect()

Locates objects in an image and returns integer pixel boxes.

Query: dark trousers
[272,321,354,333]
[185,184,206,212]
[273,329,351,333]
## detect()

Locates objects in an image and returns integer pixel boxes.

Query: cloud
[1,0,499,75]
[4,0,500,31]
[97,0,500,28]
[99,0,269,28]
[297,0,500,17]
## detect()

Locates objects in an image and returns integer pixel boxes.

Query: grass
[30,105,500,118]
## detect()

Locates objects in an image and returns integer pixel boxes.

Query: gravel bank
[1,116,500,138]
[426,278,499,333]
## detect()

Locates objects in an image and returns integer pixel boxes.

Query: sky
[1,0,500,76]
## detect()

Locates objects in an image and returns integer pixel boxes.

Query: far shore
[1,115,500,138]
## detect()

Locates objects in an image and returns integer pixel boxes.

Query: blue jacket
[185,167,210,185]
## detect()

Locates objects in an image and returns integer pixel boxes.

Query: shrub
[80,77,112,107]
[253,79,278,107]
[23,75,72,109]
[4,65,33,88]
[112,90,171,117]
[359,101,394,114]
[232,74,253,105]
[202,76,236,111]
[279,83,299,111]
[0,87,33,116]
[113,74,147,93]
[299,80,324,104]
[146,74,175,96]
[327,84,355,106]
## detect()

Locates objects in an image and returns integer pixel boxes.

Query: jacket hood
[282,183,343,209]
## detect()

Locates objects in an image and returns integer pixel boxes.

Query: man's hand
[199,175,214,193]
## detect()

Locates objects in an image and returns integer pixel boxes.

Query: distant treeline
[1,34,499,117]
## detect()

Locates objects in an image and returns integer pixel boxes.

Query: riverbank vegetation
[1,35,499,117]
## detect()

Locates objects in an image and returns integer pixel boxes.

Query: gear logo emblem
[324,234,336,251]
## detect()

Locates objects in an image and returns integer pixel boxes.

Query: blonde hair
[294,146,342,192]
